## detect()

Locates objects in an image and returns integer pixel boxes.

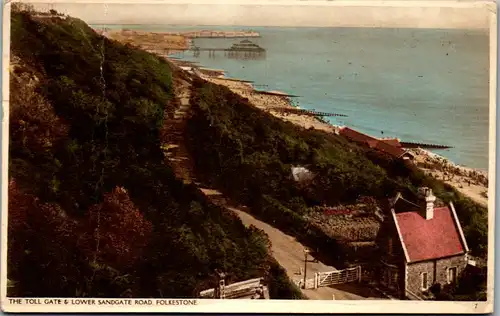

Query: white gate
[293,266,362,290]
[314,266,361,288]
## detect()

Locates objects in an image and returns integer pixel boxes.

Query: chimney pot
[418,187,435,220]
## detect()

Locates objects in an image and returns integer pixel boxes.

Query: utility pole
[303,248,310,289]
[217,271,226,299]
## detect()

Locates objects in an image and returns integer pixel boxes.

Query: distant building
[339,127,414,161]
[375,187,470,300]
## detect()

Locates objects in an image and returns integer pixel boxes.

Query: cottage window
[448,267,457,284]
[421,272,428,290]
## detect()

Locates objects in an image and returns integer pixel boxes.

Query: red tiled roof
[395,207,465,262]
[366,139,379,148]
[339,127,378,145]
[340,128,408,158]
[374,140,406,158]
[380,138,402,148]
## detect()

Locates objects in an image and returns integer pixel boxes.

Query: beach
[411,149,488,207]
[184,61,489,207]
[199,74,338,134]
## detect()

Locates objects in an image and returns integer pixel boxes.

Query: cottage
[375,187,469,300]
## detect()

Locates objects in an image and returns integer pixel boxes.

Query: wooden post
[215,271,226,299]
[303,249,309,289]
[358,266,362,283]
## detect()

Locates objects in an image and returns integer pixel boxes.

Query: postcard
[0,0,496,313]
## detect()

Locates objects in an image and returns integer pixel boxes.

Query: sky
[29,1,494,29]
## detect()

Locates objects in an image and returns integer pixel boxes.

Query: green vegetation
[186,78,488,267]
[8,9,298,298]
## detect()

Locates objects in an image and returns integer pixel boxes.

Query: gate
[293,266,362,290]
[314,266,361,288]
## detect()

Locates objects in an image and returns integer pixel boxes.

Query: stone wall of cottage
[435,254,468,285]
[406,254,467,297]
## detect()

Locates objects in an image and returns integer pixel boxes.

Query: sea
[100,24,491,171]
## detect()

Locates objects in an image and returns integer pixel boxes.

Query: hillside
[8,9,302,299]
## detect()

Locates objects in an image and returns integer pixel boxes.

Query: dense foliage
[185,78,488,266]
[8,10,299,298]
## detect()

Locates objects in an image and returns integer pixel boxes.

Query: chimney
[418,187,436,220]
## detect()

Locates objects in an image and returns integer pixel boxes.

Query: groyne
[400,141,452,149]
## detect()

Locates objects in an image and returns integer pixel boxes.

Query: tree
[84,187,153,270]
[8,179,85,297]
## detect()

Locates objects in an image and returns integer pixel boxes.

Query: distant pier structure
[191,40,266,59]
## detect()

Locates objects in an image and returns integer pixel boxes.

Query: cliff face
[8,10,302,299]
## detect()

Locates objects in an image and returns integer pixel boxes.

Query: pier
[191,40,266,59]
[142,39,267,60]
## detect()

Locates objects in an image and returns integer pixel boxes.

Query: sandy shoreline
[171,59,489,208]
[200,75,338,134]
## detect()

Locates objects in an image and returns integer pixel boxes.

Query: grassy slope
[8,11,302,299]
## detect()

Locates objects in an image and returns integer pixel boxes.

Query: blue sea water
[102,25,490,171]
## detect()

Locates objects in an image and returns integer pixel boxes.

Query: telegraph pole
[303,248,310,289]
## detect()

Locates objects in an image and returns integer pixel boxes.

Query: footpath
[161,78,385,300]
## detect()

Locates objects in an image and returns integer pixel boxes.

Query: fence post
[314,273,318,289]
[358,266,362,283]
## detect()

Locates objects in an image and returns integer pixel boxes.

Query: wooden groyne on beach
[270,107,347,118]
[254,90,300,98]
[400,141,452,149]
[219,77,254,83]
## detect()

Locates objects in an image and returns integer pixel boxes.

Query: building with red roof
[339,127,414,161]
[375,187,470,300]
[378,138,402,148]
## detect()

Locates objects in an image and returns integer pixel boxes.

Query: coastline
[170,57,489,208]
[200,75,338,134]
